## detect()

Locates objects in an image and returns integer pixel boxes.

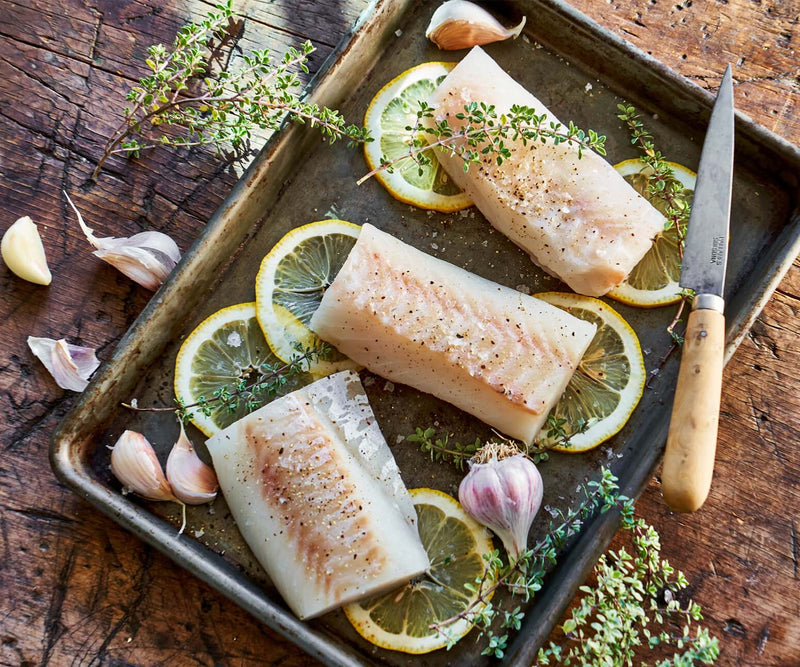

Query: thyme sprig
[537,516,719,665]
[409,415,589,470]
[407,427,481,471]
[122,342,331,422]
[94,0,369,180]
[617,103,692,252]
[423,467,717,663]
[618,103,696,360]
[358,101,606,185]
[431,468,626,656]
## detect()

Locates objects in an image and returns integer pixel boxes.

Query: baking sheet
[51,0,800,665]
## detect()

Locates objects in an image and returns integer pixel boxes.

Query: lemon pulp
[364,62,472,212]
[344,488,493,654]
[174,303,309,437]
[607,159,696,307]
[535,293,645,452]
[255,220,362,377]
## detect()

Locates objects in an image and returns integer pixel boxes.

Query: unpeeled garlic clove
[110,430,177,502]
[27,336,100,392]
[458,444,543,563]
[64,190,181,291]
[426,0,526,50]
[1,216,52,285]
[166,422,218,505]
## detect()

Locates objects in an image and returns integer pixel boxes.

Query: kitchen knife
[662,65,734,513]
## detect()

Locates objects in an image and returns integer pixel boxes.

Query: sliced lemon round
[607,159,696,307]
[364,62,472,212]
[174,303,310,437]
[535,292,645,452]
[255,220,362,377]
[344,488,493,654]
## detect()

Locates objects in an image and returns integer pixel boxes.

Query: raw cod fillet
[205,370,429,620]
[427,47,666,297]
[309,224,596,444]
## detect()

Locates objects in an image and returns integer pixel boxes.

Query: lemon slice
[364,62,472,212]
[607,159,696,307]
[344,488,493,654]
[535,293,645,452]
[255,220,362,376]
[174,303,310,437]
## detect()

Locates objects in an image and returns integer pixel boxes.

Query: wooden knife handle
[662,308,725,512]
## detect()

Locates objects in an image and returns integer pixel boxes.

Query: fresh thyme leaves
[537,515,719,665]
[122,342,331,422]
[94,0,369,180]
[618,103,698,384]
[407,427,480,471]
[426,467,718,663]
[358,101,606,186]
[410,417,589,469]
[617,103,692,252]
[431,468,625,657]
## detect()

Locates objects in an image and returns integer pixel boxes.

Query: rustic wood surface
[1,0,798,665]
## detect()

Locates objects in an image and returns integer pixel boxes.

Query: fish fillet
[309,224,596,443]
[205,370,429,620]
[427,47,665,297]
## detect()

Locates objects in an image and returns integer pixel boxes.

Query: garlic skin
[27,336,100,392]
[166,422,218,505]
[458,450,543,563]
[1,216,52,285]
[426,0,526,51]
[64,190,180,291]
[110,430,177,502]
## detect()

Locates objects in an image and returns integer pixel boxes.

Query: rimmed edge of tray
[50,1,412,665]
[51,0,800,665]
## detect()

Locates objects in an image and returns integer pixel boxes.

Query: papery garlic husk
[426,0,526,50]
[1,216,52,285]
[110,430,177,502]
[166,422,218,505]
[64,190,180,291]
[27,336,100,392]
[458,446,543,563]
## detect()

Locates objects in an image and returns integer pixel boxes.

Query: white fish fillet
[427,47,666,297]
[205,370,429,620]
[310,224,596,444]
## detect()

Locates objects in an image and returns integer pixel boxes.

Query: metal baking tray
[51,0,800,664]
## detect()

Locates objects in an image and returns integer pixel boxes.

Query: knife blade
[662,65,734,513]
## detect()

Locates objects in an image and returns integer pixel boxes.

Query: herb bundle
[419,464,718,664]
[94,0,369,180]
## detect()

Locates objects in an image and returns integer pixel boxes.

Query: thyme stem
[358,101,607,186]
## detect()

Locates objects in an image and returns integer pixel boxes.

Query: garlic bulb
[458,444,543,563]
[110,430,177,502]
[166,422,218,504]
[426,0,526,51]
[1,216,52,285]
[27,336,100,392]
[64,190,181,291]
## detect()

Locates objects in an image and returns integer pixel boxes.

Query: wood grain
[1,0,798,666]
[663,308,726,512]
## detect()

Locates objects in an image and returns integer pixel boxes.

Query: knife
[662,65,734,513]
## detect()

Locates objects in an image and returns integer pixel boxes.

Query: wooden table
[1,0,797,665]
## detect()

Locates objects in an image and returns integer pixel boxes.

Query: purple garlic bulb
[458,446,543,563]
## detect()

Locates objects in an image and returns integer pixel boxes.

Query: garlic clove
[1,216,52,285]
[27,336,100,392]
[166,422,219,505]
[110,430,177,502]
[458,448,543,563]
[64,190,181,291]
[426,0,526,51]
